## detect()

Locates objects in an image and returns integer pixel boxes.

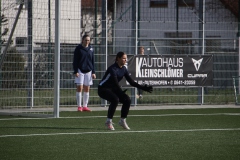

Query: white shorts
[75,69,93,86]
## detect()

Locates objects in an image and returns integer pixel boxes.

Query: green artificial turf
[0,108,240,160]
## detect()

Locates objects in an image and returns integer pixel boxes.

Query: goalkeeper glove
[141,84,153,93]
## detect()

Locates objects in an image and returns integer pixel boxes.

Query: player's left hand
[92,74,96,79]
[141,84,153,93]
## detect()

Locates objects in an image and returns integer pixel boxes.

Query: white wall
[1,0,81,47]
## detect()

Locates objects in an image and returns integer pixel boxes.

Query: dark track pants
[98,86,131,119]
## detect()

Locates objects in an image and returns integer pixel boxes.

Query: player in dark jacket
[98,51,153,130]
[73,35,96,112]
[137,46,145,99]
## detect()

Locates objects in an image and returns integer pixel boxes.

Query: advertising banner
[107,55,213,87]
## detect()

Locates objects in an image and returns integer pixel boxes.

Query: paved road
[0,104,239,114]
[61,104,239,112]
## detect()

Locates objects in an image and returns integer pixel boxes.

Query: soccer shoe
[82,107,91,112]
[105,121,115,130]
[139,94,143,99]
[118,119,130,130]
[77,106,82,112]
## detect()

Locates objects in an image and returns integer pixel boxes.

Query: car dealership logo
[192,58,203,71]
[188,58,207,78]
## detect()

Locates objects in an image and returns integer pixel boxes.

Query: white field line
[0,113,240,121]
[0,128,240,138]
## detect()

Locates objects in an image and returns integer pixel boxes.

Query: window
[165,32,193,54]
[177,0,195,7]
[150,0,168,8]
[16,37,27,47]
[206,36,221,52]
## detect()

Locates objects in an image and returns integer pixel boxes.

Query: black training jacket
[73,44,95,74]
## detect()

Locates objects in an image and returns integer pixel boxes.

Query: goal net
[0,0,81,117]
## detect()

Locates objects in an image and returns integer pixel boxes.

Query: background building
[0,0,239,113]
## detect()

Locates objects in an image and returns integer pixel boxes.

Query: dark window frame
[177,0,195,7]
[16,37,27,47]
[150,0,168,8]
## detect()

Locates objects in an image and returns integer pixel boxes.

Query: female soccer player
[73,35,96,112]
[98,52,153,130]
[137,46,145,99]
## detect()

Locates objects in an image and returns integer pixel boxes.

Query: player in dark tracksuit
[98,51,153,130]
[73,35,96,112]
[73,44,95,75]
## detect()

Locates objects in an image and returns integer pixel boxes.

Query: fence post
[131,0,138,106]
[26,0,33,108]
[101,0,107,107]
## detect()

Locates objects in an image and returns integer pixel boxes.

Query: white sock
[83,92,89,107]
[121,118,126,121]
[76,92,82,107]
[107,118,112,122]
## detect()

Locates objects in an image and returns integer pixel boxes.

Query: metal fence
[0,0,239,114]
